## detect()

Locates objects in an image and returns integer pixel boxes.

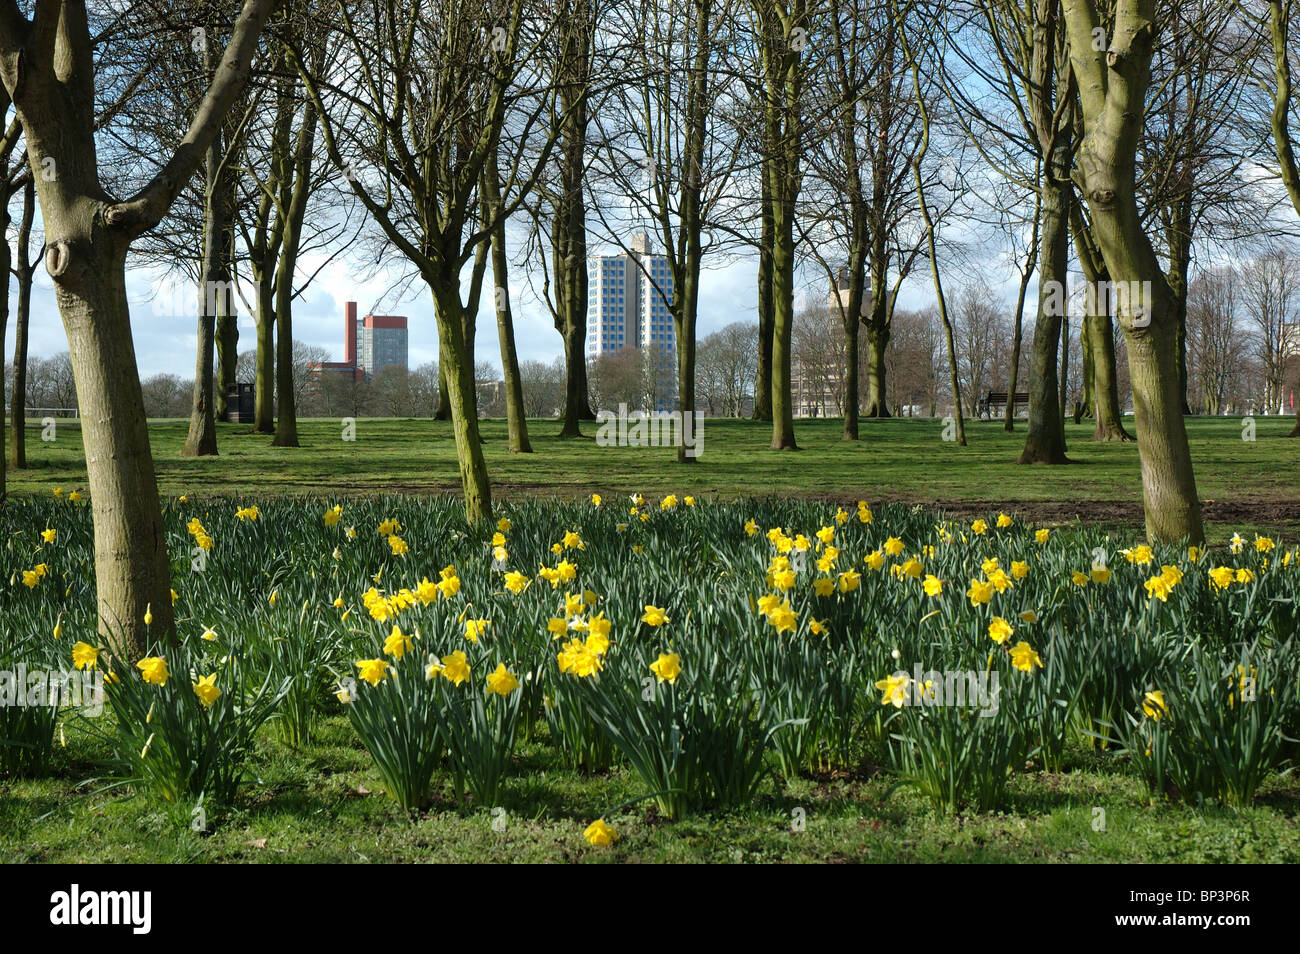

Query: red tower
[344,301,358,366]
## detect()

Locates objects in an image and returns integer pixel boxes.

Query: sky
[6,227,836,381]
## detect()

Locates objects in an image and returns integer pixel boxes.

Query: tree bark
[769,174,798,450]
[862,318,889,419]
[1164,194,1192,414]
[254,283,276,431]
[861,241,891,419]
[1267,0,1300,435]
[0,167,9,499]
[435,366,451,421]
[54,238,176,656]
[1017,0,1069,464]
[1070,194,1132,440]
[249,61,294,435]
[554,4,594,437]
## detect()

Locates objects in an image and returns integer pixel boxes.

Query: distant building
[587,232,677,410]
[831,266,852,312]
[307,301,409,386]
[357,313,409,376]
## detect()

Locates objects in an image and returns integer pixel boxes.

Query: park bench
[978,391,1028,421]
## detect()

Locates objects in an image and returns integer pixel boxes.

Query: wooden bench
[978,391,1028,420]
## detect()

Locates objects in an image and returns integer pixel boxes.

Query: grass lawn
[4,717,1297,863]
[4,414,1298,541]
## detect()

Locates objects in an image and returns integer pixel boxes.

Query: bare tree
[519,358,565,417]
[1240,247,1299,414]
[1185,265,1245,415]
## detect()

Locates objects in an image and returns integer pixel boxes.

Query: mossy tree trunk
[1063,0,1204,543]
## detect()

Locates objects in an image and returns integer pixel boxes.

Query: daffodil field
[3,491,1300,856]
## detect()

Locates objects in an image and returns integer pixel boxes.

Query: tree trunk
[182,112,224,458]
[0,171,9,498]
[1165,195,1192,414]
[272,264,298,446]
[1004,197,1038,432]
[486,162,532,454]
[1087,314,1131,441]
[558,313,590,437]
[271,100,318,448]
[9,177,34,471]
[1059,315,1070,425]
[254,283,276,431]
[1070,195,1132,441]
[752,158,774,422]
[843,311,860,440]
[432,286,491,522]
[1267,0,1300,436]
[1018,173,1069,464]
[55,237,176,658]
[861,248,891,419]
[1062,0,1204,543]
[769,178,798,451]
[862,321,889,419]
[675,263,700,463]
[1079,312,1094,416]
[215,310,238,419]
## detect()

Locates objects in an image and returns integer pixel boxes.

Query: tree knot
[44,240,71,279]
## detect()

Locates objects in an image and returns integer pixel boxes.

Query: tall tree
[0,0,284,658]
[1061,0,1204,543]
[550,0,598,438]
[589,0,742,461]
[304,0,564,523]
[749,0,820,450]
[484,135,533,453]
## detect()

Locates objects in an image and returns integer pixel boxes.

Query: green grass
[3,715,1296,863]
[5,415,1298,540]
